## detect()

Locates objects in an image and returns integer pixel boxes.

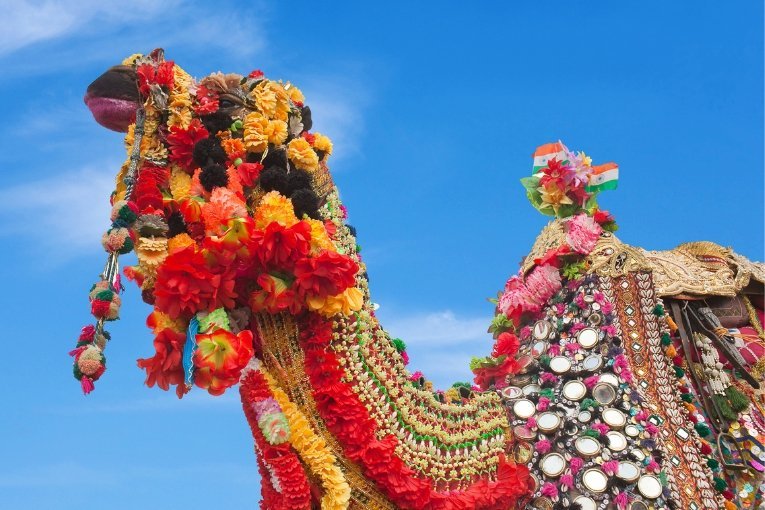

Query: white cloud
[382,310,491,347]
[0,166,115,255]
[0,0,174,57]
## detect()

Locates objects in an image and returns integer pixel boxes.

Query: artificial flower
[306,287,363,317]
[169,166,192,200]
[221,137,245,161]
[294,250,359,299]
[201,187,248,236]
[249,220,311,270]
[537,179,573,214]
[136,327,186,397]
[312,133,333,155]
[167,118,209,172]
[566,213,602,254]
[267,119,288,145]
[253,191,299,229]
[249,273,299,314]
[242,112,270,153]
[252,80,290,121]
[305,218,336,254]
[194,84,219,115]
[287,138,319,172]
[136,61,175,96]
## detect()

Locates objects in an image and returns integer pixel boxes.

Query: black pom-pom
[286,169,312,195]
[569,504,583,510]
[199,163,229,192]
[200,112,233,135]
[259,166,289,194]
[262,147,287,169]
[346,224,357,237]
[193,137,227,167]
[300,106,312,131]
[291,188,319,219]
[167,211,186,237]
[246,152,263,163]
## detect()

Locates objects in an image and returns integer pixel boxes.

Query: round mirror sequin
[574,496,598,510]
[577,328,599,348]
[599,373,620,386]
[582,468,608,493]
[540,453,566,477]
[513,399,535,419]
[637,475,662,499]
[602,408,627,428]
[617,461,640,482]
[533,320,552,340]
[502,386,522,399]
[549,356,572,374]
[607,431,627,452]
[523,384,541,396]
[537,412,562,433]
[582,354,603,371]
[625,424,640,437]
[578,410,592,423]
[592,382,616,405]
[575,436,601,457]
[562,380,586,401]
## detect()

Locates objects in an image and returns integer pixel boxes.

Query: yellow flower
[168,66,193,129]
[243,112,270,153]
[253,191,298,229]
[287,138,319,172]
[121,53,142,66]
[263,369,351,509]
[169,166,192,200]
[267,119,288,145]
[306,218,335,254]
[167,233,196,253]
[137,237,169,274]
[285,83,305,105]
[252,80,290,121]
[313,133,333,156]
[537,181,573,214]
[307,287,363,317]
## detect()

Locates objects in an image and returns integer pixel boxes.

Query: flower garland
[298,313,531,510]
[240,361,313,509]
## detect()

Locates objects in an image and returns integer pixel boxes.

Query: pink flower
[570,457,584,474]
[566,213,602,255]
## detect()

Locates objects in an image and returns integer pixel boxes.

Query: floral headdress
[71,50,360,396]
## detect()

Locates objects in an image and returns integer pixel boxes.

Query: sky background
[0,1,762,508]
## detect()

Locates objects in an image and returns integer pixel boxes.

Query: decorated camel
[74,50,765,509]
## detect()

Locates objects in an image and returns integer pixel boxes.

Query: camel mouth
[84,65,140,133]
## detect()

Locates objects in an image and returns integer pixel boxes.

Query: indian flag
[586,162,619,192]
[532,141,568,174]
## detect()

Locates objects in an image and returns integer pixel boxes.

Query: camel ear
[149,48,165,62]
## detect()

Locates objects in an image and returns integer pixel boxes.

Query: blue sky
[0,1,762,508]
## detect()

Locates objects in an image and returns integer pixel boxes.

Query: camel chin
[84,65,139,132]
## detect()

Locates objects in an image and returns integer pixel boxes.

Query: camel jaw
[84,65,139,133]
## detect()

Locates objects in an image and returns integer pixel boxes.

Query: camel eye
[219,99,236,109]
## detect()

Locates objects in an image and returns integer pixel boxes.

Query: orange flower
[221,137,245,160]
[201,187,248,235]
[253,191,298,229]
[288,138,319,172]
[306,287,363,317]
[249,273,300,314]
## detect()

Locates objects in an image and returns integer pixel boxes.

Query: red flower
[248,69,264,79]
[473,356,520,390]
[179,198,202,223]
[539,157,573,187]
[153,245,237,319]
[193,328,253,395]
[294,250,359,299]
[166,118,209,172]
[492,332,520,358]
[194,84,219,115]
[593,208,614,225]
[136,61,175,96]
[250,221,311,270]
[534,244,571,268]
[139,163,170,188]
[236,162,263,187]
[301,132,316,145]
[136,327,186,397]
[249,273,300,314]
[134,174,164,213]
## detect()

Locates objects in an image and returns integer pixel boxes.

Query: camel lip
[84,93,138,133]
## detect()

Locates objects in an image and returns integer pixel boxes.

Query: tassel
[81,376,95,395]
[725,385,750,413]
[712,394,738,421]
[183,316,200,388]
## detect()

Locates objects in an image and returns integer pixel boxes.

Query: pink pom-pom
[565,342,580,354]
[647,459,660,472]
[536,440,552,454]
[560,474,574,489]
[615,492,629,510]
[547,344,561,356]
[570,457,584,474]
[603,460,620,475]
[592,423,610,435]
[540,482,558,499]
[540,372,558,385]
[583,375,600,388]
[527,416,537,429]
[646,423,659,436]
[537,397,551,411]
[635,410,649,422]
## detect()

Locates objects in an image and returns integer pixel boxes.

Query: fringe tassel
[725,385,750,413]
[712,394,738,421]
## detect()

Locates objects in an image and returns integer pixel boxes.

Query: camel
[74,50,765,509]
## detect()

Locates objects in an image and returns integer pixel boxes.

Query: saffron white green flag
[586,162,619,192]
